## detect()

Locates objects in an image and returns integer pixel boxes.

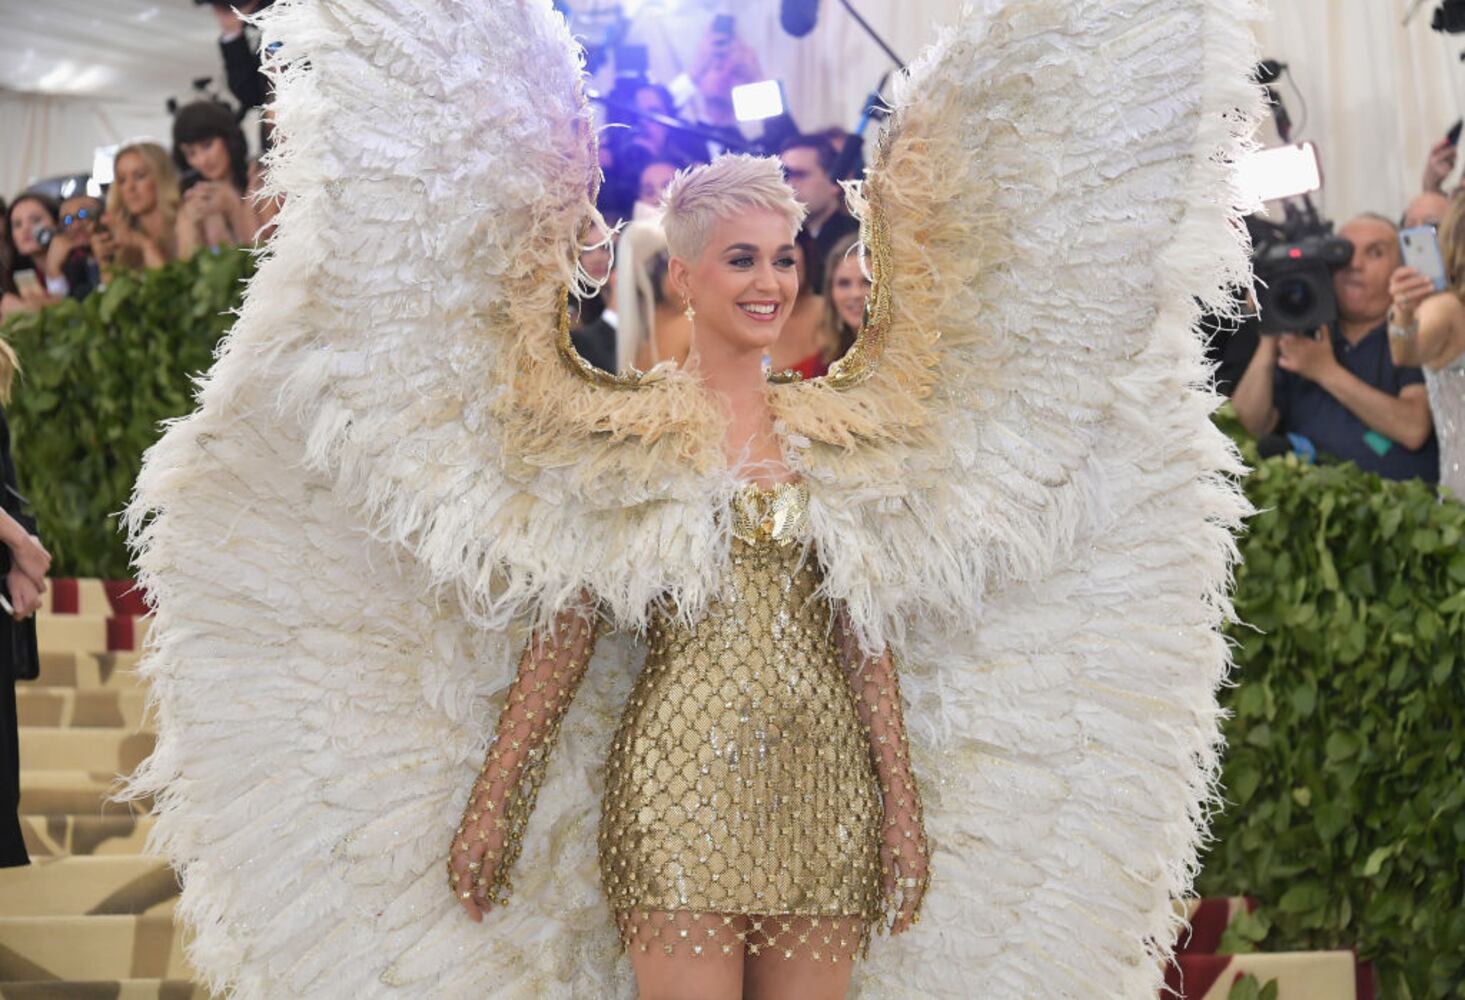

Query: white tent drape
[1254,0,1465,224]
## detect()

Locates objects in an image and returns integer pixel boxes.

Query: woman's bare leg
[742,915,859,1000]
[624,910,746,1000]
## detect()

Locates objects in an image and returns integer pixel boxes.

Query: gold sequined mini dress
[597,481,887,961]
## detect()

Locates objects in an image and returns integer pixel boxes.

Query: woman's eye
[729,256,753,268]
[775,256,796,268]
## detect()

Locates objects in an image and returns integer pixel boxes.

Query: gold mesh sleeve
[836,613,931,933]
[448,603,600,913]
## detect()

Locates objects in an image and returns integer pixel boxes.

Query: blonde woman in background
[94,142,181,273]
[1388,189,1465,497]
[614,220,693,372]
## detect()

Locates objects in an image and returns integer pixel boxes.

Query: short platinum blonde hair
[660,153,807,262]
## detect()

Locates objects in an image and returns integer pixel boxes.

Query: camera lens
[1275,276,1315,317]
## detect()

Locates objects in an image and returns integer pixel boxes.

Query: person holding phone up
[1232,214,1438,482]
[1387,192,1465,499]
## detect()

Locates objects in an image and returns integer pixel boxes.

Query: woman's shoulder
[1419,289,1465,324]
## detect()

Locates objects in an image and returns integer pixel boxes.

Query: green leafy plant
[1226,974,1279,1000]
[1198,445,1465,999]
[0,248,254,577]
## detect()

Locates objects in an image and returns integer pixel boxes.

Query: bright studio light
[1238,142,1321,204]
[732,80,786,123]
[92,144,120,186]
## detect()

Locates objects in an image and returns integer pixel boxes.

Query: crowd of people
[0,99,276,321]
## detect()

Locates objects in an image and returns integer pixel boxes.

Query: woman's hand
[447,769,512,923]
[5,567,42,621]
[880,766,930,935]
[92,224,120,266]
[1389,265,1437,329]
[11,533,50,591]
[44,230,79,278]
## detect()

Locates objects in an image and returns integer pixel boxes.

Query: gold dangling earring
[683,298,695,323]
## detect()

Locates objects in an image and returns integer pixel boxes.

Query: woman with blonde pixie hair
[1387,189,1465,497]
[454,153,928,999]
[95,142,180,272]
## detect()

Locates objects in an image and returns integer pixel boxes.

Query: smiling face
[180,136,231,183]
[830,251,871,330]
[114,150,159,217]
[672,207,799,357]
[10,198,56,256]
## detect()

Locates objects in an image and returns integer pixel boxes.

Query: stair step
[15,687,151,729]
[0,981,207,1000]
[16,771,148,816]
[0,857,178,916]
[40,578,113,617]
[34,615,109,655]
[19,729,156,774]
[18,814,156,859]
[28,652,144,691]
[0,915,192,981]
[1166,950,1361,998]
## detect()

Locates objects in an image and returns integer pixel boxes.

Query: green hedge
[1199,439,1465,998]
[0,248,254,578]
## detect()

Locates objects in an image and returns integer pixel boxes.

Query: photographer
[43,195,105,303]
[1233,214,1438,481]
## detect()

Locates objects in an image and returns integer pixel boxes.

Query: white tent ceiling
[1,0,218,103]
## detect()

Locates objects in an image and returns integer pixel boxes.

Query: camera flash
[732,80,786,123]
[1238,142,1321,205]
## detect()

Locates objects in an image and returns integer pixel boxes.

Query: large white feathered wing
[121,1,645,996]
[793,1,1264,997]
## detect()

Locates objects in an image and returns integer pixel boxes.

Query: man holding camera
[1233,214,1438,481]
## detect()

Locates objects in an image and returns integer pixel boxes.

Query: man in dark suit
[779,134,860,268]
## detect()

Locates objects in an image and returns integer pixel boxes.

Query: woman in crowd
[1387,190,1465,498]
[95,142,180,273]
[172,101,263,258]
[815,230,870,373]
[1,195,63,320]
[766,229,828,377]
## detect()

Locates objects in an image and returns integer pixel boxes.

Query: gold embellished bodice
[596,481,886,960]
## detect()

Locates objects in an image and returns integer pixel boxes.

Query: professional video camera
[1242,59,1355,336]
[1250,224,1354,336]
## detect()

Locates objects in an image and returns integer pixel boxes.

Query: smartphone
[1448,119,1463,147]
[12,269,39,296]
[712,14,736,36]
[1401,225,1448,291]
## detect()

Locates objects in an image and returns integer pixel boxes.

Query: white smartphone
[1400,225,1448,291]
[12,269,39,296]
